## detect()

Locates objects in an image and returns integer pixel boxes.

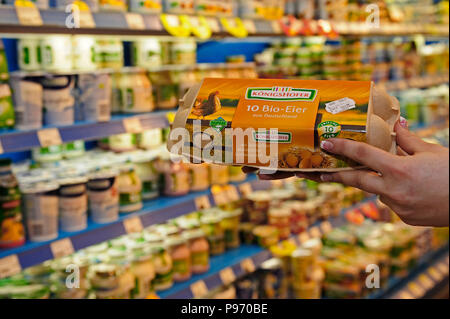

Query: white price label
[206,17,221,32]
[225,185,240,202]
[0,140,3,154]
[428,267,443,281]
[320,221,333,234]
[271,20,282,33]
[37,128,63,147]
[123,216,143,234]
[50,238,74,259]
[16,6,43,26]
[125,13,145,30]
[418,274,434,290]
[309,226,322,238]
[195,195,211,210]
[219,267,236,285]
[437,263,448,274]
[298,232,310,244]
[212,190,228,206]
[243,19,256,33]
[0,255,22,279]
[190,280,208,298]
[79,11,95,28]
[238,182,253,197]
[408,282,425,298]
[241,258,256,273]
[123,117,143,134]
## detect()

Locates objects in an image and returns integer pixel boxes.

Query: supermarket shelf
[0,111,172,154]
[385,245,449,299]
[9,63,257,78]
[0,175,272,275]
[158,197,377,299]
[0,6,448,37]
[381,74,449,92]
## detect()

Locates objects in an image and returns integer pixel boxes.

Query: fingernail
[320,140,334,151]
[320,174,333,182]
[399,117,408,129]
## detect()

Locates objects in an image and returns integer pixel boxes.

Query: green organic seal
[210,117,227,132]
[318,121,341,139]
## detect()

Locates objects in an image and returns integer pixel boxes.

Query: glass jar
[268,207,291,240]
[282,201,308,235]
[187,163,210,192]
[220,209,242,249]
[228,166,246,182]
[166,236,191,282]
[117,165,143,213]
[200,213,225,256]
[159,160,190,197]
[170,39,196,65]
[120,71,154,113]
[132,38,162,68]
[133,155,160,200]
[148,242,173,291]
[245,191,271,225]
[129,243,156,299]
[209,164,229,185]
[89,263,121,297]
[184,229,209,274]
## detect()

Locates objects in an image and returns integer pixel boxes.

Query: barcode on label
[37,128,63,147]
[219,267,236,285]
[50,238,74,259]
[241,258,256,273]
[31,223,44,237]
[123,216,143,234]
[98,101,110,118]
[191,280,208,298]
[0,255,22,279]
[195,195,211,210]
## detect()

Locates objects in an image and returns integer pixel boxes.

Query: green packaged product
[0,41,9,83]
[0,84,14,129]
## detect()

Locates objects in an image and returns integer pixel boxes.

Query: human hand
[242,119,449,227]
[302,120,449,227]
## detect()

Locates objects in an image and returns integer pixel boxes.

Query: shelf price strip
[125,13,145,30]
[0,255,22,279]
[190,280,208,298]
[195,195,211,210]
[50,238,75,259]
[123,216,144,234]
[37,128,63,147]
[219,267,236,286]
[241,258,256,273]
[15,0,43,26]
[123,117,143,134]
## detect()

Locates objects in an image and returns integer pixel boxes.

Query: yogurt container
[132,39,162,69]
[40,36,73,72]
[133,155,160,200]
[10,79,43,130]
[76,73,112,122]
[87,169,119,224]
[41,76,75,126]
[58,176,88,232]
[72,36,98,71]
[17,38,41,71]
[21,181,59,242]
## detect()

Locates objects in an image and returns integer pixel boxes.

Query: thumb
[395,120,434,154]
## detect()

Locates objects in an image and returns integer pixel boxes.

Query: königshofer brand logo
[246,87,317,102]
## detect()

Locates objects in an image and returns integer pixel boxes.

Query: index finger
[320,139,397,174]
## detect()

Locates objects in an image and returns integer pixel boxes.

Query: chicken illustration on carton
[168,78,400,172]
